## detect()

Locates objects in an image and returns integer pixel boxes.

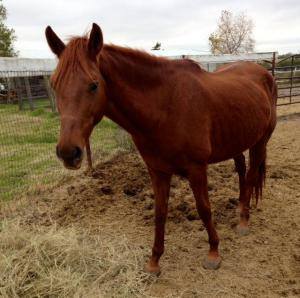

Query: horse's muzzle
[56,145,83,170]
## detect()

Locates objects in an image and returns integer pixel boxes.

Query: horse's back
[214,61,276,104]
[167,61,277,164]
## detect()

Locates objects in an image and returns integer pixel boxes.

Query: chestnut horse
[45,23,277,274]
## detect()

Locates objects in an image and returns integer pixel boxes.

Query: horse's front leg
[188,165,221,270]
[145,167,171,275]
[86,139,93,171]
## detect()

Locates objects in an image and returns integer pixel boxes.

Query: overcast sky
[4,0,300,58]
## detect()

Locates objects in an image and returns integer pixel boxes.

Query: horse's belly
[209,115,270,163]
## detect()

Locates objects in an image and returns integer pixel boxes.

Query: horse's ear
[88,23,103,60]
[45,26,65,57]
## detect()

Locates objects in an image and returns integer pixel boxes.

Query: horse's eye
[89,82,98,92]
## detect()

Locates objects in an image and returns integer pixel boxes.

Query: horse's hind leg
[188,165,221,270]
[234,153,246,208]
[237,141,267,236]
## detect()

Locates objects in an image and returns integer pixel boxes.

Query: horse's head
[45,23,106,169]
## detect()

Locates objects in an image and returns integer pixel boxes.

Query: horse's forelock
[51,36,95,89]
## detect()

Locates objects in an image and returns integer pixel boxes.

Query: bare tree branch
[209,10,255,55]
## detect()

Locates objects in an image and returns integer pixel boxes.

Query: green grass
[0,102,121,200]
[21,97,53,111]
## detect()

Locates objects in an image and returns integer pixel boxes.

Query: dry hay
[0,220,155,298]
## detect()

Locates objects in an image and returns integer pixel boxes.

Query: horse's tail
[250,70,277,206]
[249,137,268,206]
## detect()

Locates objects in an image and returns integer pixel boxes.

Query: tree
[0,0,17,57]
[209,10,255,55]
[151,42,161,51]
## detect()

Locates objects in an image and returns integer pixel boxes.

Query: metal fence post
[289,56,294,104]
[271,52,276,77]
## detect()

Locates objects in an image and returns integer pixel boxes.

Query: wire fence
[0,56,299,200]
[0,70,131,200]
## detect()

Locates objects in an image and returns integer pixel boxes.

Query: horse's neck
[100,46,167,135]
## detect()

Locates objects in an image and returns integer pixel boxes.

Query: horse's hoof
[236,224,250,236]
[144,262,161,276]
[202,256,221,270]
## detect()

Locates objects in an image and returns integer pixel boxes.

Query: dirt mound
[17,153,241,233]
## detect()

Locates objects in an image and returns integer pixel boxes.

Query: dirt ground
[1,104,300,297]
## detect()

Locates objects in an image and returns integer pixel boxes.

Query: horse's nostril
[73,146,83,160]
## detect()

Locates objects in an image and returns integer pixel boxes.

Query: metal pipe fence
[264,54,300,105]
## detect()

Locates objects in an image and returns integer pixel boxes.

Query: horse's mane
[51,36,202,90]
[100,45,203,89]
[102,44,169,66]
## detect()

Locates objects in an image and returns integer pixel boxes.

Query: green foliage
[0,0,17,57]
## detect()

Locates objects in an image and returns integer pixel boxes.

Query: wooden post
[43,75,56,112]
[9,78,17,104]
[5,77,10,104]
[14,77,23,110]
[24,76,34,110]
